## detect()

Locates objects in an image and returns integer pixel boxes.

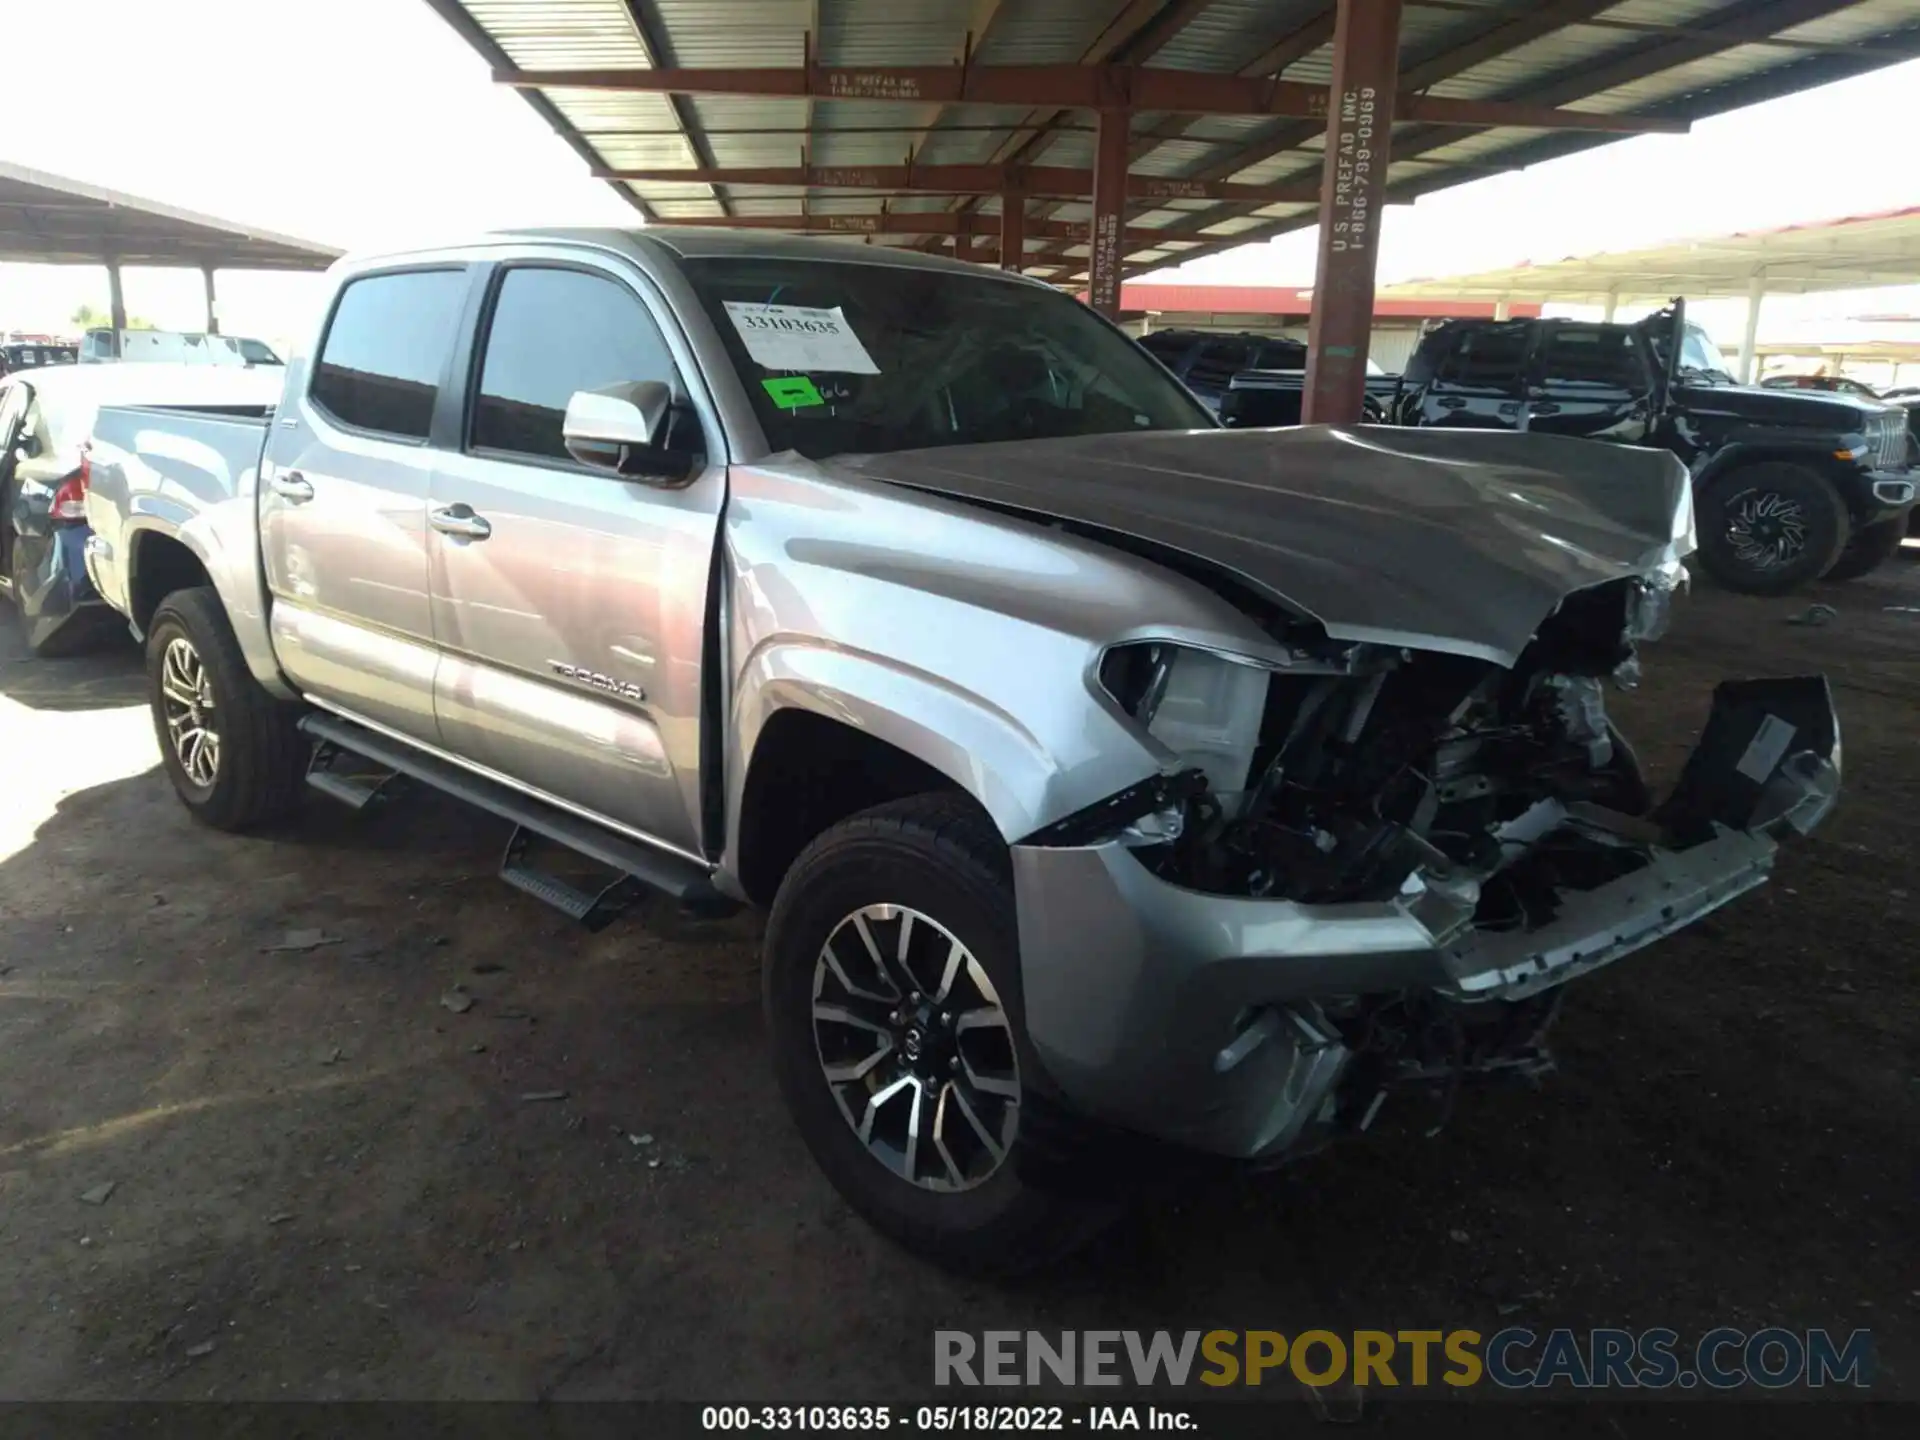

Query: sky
[3,0,1918,355]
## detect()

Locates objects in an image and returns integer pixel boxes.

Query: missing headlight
[1100,643,1271,800]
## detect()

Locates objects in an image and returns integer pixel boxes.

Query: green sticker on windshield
[762,376,825,410]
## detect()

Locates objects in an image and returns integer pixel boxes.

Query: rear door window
[1435,324,1530,389]
[1534,326,1647,391]
[469,265,692,462]
[310,269,468,440]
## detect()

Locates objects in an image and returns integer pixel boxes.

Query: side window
[310,269,467,440]
[1435,324,1530,388]
[470,267,686,463]
[1536,327,1646,390]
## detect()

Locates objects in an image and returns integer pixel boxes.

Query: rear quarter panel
[87,406,291,696]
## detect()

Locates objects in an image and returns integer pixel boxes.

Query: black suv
[1226,302,1914,593]
[1138,329,1307,413]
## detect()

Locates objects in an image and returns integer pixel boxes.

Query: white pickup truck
[83,227,1842,1271]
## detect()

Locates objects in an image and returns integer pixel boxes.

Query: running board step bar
[305,739,407,812]
[297,713,731,924]
[499,826,647,933]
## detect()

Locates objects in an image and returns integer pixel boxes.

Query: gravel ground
[1,558,1915,1423]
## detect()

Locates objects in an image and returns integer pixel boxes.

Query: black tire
[764,793,1111,1273]
[1693,462,1849,596]
[1823,515,1908,582]
[146,586,308,831]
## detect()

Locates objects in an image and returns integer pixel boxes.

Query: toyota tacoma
[83,229,1841,1270]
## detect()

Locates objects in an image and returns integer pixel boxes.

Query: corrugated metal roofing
[427,0,1920,283]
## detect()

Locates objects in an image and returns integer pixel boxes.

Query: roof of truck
[491,225,1029,280]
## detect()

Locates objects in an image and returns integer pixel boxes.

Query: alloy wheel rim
[159,637,220,787]
[1725,490,1808,571]
[811,903,1020,1193]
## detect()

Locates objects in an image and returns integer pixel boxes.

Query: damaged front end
[1011,571,1840,1163]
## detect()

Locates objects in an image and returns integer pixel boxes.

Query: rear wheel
[1694,463,1848,596]
[1823,515,1908,582]
[763,793,1111,1273]
[146,587,308,830]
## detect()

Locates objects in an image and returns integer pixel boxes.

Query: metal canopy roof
[0,160,342,271]
[1381,205,1920,303]
[424,0,1920,286]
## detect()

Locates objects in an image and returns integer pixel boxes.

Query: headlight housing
[1100,642,1270,799]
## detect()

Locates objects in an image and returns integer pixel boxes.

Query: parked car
[0,364,280,655]
[1225,303,1915,594]
[0,342,78,377]
[86,230,1841,1271]
[79,328,283,367]
[1761,373,1882,399]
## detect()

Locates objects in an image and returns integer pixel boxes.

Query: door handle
[430,503,492,542]
[270,471,314,503]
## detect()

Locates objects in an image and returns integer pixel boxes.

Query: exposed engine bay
[1088,574,1683,919]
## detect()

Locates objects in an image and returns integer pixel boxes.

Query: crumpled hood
[829,425,1690,667]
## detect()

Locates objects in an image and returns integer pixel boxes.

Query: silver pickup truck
[84,228,1841,1271]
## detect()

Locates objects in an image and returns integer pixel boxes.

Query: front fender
[725,640,1158,861]
[1688,437,1849,490]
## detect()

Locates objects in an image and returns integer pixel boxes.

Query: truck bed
[84,402,279,684]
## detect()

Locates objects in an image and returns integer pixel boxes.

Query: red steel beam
[1303,0,1402,426]
[653,211,1167,243]
[594,163,1322,204]
[1088,110,1130,316]
[500,64,1687,132]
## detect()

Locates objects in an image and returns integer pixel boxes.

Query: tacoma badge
[549,661,646,703]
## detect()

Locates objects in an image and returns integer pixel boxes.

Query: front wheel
[763,793,1111,1273]
[1693,463,1849,596]
[1823,515,1908,582]
[146,587,308,831]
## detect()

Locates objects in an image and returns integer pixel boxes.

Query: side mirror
[562,381,694,482]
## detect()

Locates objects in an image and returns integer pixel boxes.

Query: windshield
[1678,323,1734,381]
[681,256,1213,459]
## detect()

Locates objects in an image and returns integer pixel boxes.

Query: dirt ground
[1,555,1915,1419]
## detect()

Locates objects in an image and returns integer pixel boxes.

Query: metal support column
[1493,294,1511,322]
[1000,190,1025,274]
[201,265,220,333]
[1602,285,1620,323]
[1738,270,1766,384]
[106,261,127,355]
[1301,0,1402,425]
[1088,109,1130,316]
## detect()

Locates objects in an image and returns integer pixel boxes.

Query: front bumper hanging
[1010,676,1840,1161]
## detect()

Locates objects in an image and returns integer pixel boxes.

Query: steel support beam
[1602,284,1620,323]
[201,265,219,334]
[1002,190,1026,274]
[1303,0,1402,427]
[501,65,1686,132]
[107,260,126,351]
[1739,270,1767,384]
[1088,110,1130,317]
[653,211,1165,243]
[593,163,1320,205]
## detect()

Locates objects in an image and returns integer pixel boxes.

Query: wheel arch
[725,645,1095,908]
[126,525,214,634]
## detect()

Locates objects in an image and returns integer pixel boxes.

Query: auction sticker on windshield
[723,302,879,374]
